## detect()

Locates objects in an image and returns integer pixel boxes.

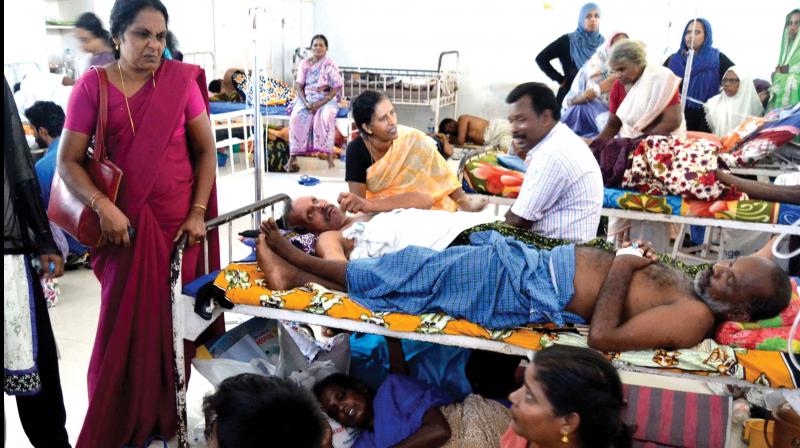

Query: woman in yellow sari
[344,90,486,212]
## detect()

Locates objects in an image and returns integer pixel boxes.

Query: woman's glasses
[721,78,740,85]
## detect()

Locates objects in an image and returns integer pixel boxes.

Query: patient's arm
[588,255,713,351]
[392,408,452,448]
[348,181,367,198]
[316,230,350,261]
[596,113,622,140]
[450,189,489,212]
[387,337,409,376]
[642,103,682,136]
[717,170,800,205]
[338,191,433,214]
[455,116,470,146]
[598,76,617,94]
[505,209,533,230]
[437,133,454,158]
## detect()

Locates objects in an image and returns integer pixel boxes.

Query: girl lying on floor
[313,337,511,448]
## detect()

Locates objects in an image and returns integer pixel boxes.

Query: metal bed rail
[211,109,256,176]
[171,193,291,448]
[340,67,442,105]
[183,51,216,81]
[339,50,459,126]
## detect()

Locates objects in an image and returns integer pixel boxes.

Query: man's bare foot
[261,218,302,262]
[255,233,298,290]
[458,194,489,212]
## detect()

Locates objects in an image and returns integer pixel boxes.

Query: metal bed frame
[210,109,257,176]
[339,50,459,127]
[182,51,216,84]
[480,195,800,263]
[730,145,800,183]
[168,194,795,447]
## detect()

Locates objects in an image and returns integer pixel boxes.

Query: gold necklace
[117,63,157,136]
[363,138,390,165]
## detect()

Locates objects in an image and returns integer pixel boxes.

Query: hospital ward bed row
[168,194,800,446]
[204,50,460,175]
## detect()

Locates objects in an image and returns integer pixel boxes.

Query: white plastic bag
[288,360,339,390]
[192,358,262,386]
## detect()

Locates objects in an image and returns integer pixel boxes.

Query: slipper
[297,175,320,186]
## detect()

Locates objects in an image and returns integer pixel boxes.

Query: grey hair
[278,200,296,230]
[608,40,647,68]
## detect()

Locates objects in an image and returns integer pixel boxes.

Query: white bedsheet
[343,209,497,260]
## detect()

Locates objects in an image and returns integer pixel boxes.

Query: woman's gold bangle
[192,203,207,211]
[90,192,106,210]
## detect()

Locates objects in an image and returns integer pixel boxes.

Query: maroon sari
[76,60,223,447]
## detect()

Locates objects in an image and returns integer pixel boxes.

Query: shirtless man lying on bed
[256,219,792,352]
[269,194,497,261]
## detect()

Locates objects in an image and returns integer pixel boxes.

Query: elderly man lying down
[271,194,497,261]
[256,219,791,352]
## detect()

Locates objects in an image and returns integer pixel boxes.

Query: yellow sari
[366,125,460,211]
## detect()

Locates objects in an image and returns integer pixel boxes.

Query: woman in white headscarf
[704,67,764,137]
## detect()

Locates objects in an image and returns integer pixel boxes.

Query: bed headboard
[437,51,459,74]
[183,52,216,83]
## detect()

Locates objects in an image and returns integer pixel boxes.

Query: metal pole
[250,7,266,225]
[281,17,286,82]
[680,11,699,112]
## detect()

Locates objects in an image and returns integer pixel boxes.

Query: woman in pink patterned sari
[288,34,343,171]
[58,1,222,446]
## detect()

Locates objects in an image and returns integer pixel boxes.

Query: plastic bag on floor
[196,319,350,384]
[192,358,264,386]
[280,321,350,374]
[208,317,279,360]
[288,360,339,390]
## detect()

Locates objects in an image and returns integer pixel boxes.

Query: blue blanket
[346,231,584,330]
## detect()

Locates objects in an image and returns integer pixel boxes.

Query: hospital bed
[730,145,800,183]
[459,148,800,263]
[168,194,799,447]
[208,101,351,174]
[339,50,459,128]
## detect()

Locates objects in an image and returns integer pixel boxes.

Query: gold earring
[561,432,569,444]
[115,43,119,51]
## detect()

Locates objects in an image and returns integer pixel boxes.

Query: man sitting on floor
[256,218,791,352]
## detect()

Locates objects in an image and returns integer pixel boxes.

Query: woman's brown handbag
[48,67,122,247]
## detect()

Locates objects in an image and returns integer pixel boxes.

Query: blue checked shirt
[511,122,603,243]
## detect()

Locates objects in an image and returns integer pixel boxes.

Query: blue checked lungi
[345,230,584,330]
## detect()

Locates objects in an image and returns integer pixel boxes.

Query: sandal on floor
[298,175,320,186]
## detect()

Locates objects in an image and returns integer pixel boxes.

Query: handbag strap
[90,66,109,162]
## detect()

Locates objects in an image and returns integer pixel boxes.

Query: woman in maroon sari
[58,0,222,446]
